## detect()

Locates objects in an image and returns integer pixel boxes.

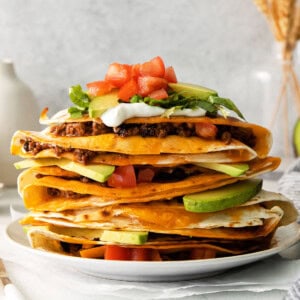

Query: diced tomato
[190,248,216,259]
[164,66,177,83]
[105,63,131,88]
[137,168,155,183]
[105,245,131,260]
[190,248,205,259]
[86,80,114,97]
[104,246,161,261]
[148,88,168,100]
[107,165,137,188]
[118,79,138,101]
[139,56,165,77]
[138,76,168,96]
[131,63,141,78]
[88,57,175,100]
[151,249,162,261]
[130,248,152,261]
[195,122,218,139]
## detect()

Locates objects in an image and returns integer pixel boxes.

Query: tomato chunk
[148,88,168,100]
[138,76,168,96]
[105,63,131,88]
[139,56,165,77]
[137,168,155,183]
[107,165,137,188]
[131,63,141,78]
[164,66,177,83]
[86,80,114,97]
[195,122,218,139]
[118,78,138,101]
[104,246,161,261]
[88,57,177,100]
[130,248,152,261]
[190,248,216,259]
[105,245,131,260]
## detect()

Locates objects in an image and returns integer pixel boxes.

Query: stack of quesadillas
[11,57,298,260]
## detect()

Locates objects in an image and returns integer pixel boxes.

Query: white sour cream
[101,103,206,127]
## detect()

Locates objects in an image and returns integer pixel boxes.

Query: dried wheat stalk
[253,0,270,15]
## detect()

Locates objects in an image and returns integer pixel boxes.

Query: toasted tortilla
[18,157,280,211]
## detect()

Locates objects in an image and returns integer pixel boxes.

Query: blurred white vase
[0,59,39,186]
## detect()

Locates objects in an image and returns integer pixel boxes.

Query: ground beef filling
[20,138,97,164]
[49,121,256,148]
[47,187,86,199]
[49,122,112,137]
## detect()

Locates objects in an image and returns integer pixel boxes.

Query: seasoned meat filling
[50,122,112,137]
[47,187,87,199]
[49,122,197,138]
[49,121,256,148]
[20,138,97,164]
[114,123,194,138]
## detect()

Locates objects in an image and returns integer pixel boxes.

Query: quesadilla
[11,56,298,261]
[19,190,297,260]
[17,157,279,212]
[11,115,271,163]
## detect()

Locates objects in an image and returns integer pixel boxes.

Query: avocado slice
[293,118,300,157]
[196,162,249,177]
[101,230,148,245]
[88,90,119,118]
[14,158,62,169]
[14,158,115,183]
[183,179,262,213]
[168,82,218,100]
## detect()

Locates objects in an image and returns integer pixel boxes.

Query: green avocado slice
[293,118,300,157]
[168,82,218,100]
[14,158,115,183]
[196,162,249,177]
[88,90,119,118]
[101,230,148,245]
[183,179,263,213]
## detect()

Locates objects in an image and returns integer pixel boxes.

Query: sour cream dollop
[101,102,206,127]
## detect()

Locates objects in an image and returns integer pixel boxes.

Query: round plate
[5,220,300,282]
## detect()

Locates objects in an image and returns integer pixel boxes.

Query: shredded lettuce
[68,85,91,118]
[129,92,245,120]
[208,96,245,120]
[67,84,245,120]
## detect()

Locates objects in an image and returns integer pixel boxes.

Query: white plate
[5,220,300,282]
